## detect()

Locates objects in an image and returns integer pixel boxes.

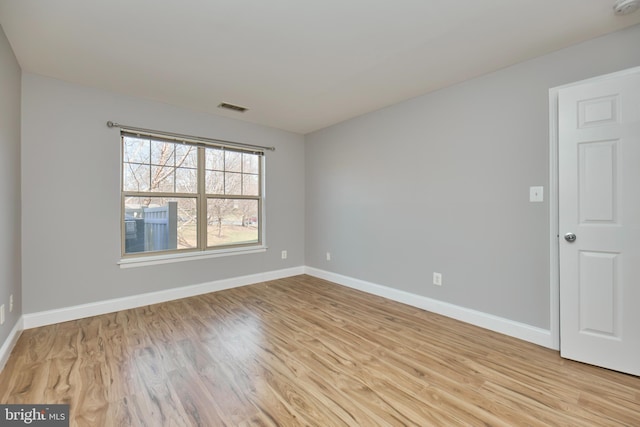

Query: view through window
[121,133,263,256]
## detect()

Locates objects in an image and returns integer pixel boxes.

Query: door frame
[548,65,640,352]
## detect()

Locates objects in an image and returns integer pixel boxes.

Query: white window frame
[119,130,266,266]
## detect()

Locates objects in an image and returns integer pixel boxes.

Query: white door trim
[548,89,560,351]
[548,65,640,352]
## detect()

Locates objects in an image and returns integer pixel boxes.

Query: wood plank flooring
[1,275,639,426]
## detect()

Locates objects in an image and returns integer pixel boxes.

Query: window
[121,132,263,257]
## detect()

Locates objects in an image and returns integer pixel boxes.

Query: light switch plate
[530,186,544,202]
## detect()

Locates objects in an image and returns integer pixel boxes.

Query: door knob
[564,232,576,242]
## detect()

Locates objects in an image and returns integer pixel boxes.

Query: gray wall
[305,24,640,330]
[21,74,305,313]
[0,25,21,343]
[12,22,640,332]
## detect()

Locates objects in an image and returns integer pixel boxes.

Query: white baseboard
[305,267,554,349]
[23,266,305,329]
[18,264,553,351]
[0,316,24,373]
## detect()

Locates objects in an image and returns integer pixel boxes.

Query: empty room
[1,1,640,425]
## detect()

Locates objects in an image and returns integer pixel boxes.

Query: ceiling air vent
[218,102,248,113]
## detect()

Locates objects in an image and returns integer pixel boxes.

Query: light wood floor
[1,275,639,426]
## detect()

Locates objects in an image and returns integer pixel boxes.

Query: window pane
[151,140,175,166]
[123,164,150,192]
[176,167,198,193]
[225,172,242,195]
[205,170,224,194]
[123,137,150,164]
[206,148,224,171]
[207,198,259,247]
[175,144,197,168]
[151,165,175,192]
[225,151,242,172]
[124,197,197,254]
[243,174,259,196]
[243,153,259,174]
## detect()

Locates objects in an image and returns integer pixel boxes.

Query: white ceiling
[1,1,639,134]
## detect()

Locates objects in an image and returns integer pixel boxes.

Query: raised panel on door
[578,251,620,338]
[578,140,617,224]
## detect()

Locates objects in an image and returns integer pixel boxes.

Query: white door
[559,68,640,376]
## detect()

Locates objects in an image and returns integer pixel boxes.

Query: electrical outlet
[9,294,13,312]
[326,252,331,261]
[0,304,4,325]
[281,250,287,259]
[433,272,442,286]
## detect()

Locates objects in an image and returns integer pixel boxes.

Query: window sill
[118,245,267,268]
